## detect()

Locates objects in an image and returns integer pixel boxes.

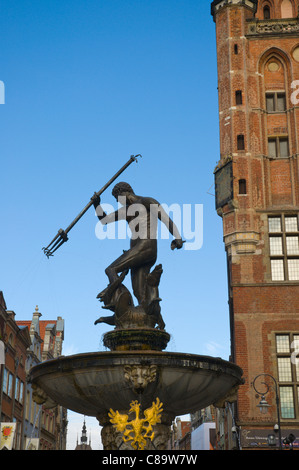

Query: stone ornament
[124,364,158,392]
[31,383,57,409]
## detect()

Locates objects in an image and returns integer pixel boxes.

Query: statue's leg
[105,251,136,284]
[105,241,156,285]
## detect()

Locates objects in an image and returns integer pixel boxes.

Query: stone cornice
[247,17,299,36]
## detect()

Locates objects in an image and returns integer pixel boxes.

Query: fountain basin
[29,350,243,420]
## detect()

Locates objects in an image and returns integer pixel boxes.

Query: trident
[42,154,141,258]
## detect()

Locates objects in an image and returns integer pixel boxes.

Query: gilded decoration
[108,398,163,450]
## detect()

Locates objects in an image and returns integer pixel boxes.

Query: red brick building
[211,0,299,449]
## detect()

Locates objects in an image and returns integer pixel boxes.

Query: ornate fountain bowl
[29,350,243,421]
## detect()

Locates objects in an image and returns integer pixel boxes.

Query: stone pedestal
[100,327,172,450]
[103,328,170,351]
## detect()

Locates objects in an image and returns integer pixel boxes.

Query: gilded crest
[108,398,163,450]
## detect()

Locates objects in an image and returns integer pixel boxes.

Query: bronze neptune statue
[92,182,184,330]
[42,155,183,334]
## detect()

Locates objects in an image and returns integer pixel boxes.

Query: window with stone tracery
[268,136,289,158]
[269,215,299,281]
[276,334,299,418]
[266,91,286,112]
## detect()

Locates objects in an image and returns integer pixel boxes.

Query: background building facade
[0,293,66,450]
[0,292,31,450]
[17,308,67,450]
[211,0,299,449]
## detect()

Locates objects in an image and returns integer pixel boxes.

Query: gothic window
[263,51,290,161]
[276,334,299,418]
[263,5,271,19]
[269,215,299,281]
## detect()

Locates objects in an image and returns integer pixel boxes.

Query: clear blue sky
[0,0,228,448]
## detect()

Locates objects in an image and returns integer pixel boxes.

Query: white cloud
[203,341,227,357]
[62,344,80,357]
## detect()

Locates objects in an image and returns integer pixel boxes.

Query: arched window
[281,0,293,18]
[263,5,271,19]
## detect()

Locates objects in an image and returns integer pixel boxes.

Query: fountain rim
[29,349,243,383]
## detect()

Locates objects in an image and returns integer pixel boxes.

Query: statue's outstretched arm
[156,203,184,249]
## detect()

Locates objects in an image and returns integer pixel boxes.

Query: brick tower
[211,0,299,449]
